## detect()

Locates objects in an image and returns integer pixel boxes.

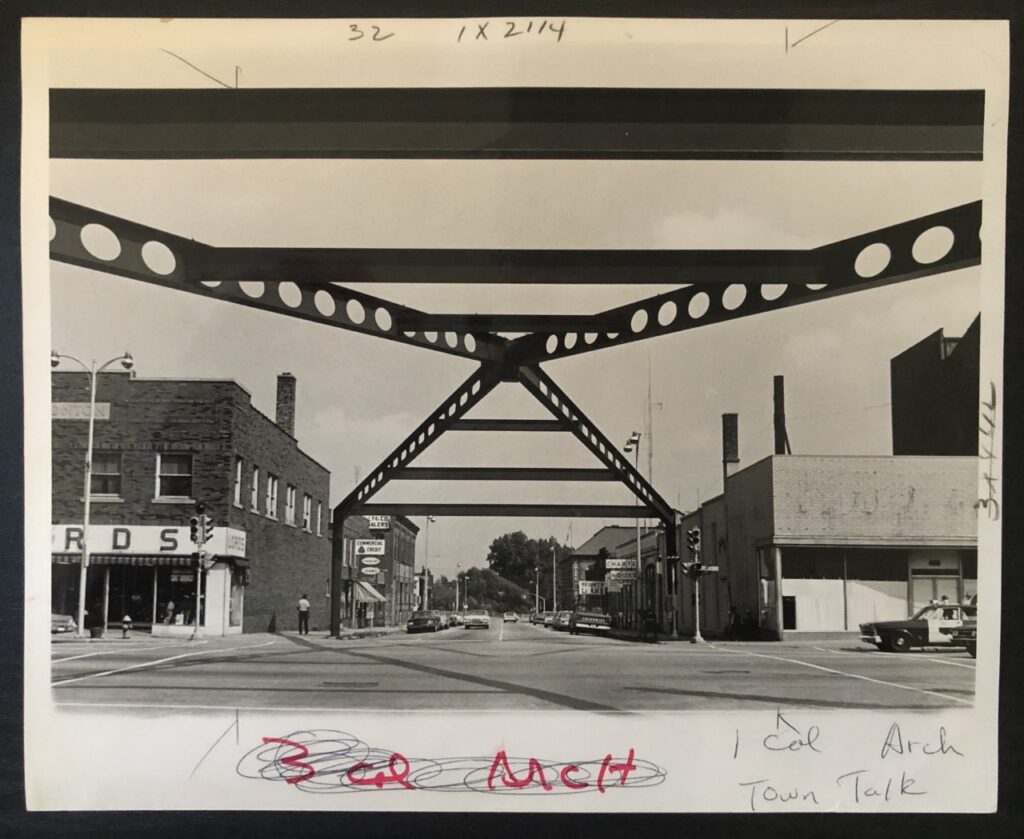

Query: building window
[233,457,244,507]
[266,474,279,519]
[317,502,323,536]
[156,453,193,499]
[250,465,260,512]
[91,451,122,497]
[285,484,297,525]
[303,494,313,532]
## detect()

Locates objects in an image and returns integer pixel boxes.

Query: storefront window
[229,566,244,626]
[91,451,122,496]
[155,565,206,626]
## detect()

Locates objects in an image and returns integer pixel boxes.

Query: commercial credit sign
[354,539,386,556]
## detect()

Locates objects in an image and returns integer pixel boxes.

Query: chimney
[276,373,297,437]
[773,375,791,455]
[722,413,739,479]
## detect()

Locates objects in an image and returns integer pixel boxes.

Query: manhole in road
[702,670,751,674]
[321,681,380,687]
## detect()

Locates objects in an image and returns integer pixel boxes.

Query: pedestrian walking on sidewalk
[297,594,311,635]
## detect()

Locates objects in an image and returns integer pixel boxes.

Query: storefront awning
[353,581,387,603]
[52,553,194,567]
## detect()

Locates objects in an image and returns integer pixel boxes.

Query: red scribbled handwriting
[239,730,665,794]
[346,752,415,790]
[261,737,316,785]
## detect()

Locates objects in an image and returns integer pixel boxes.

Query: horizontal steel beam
[354,504,657,518]
[449,419,567,432]
[514,201,983,362]
[52,88,983,160]
[394,312,626,332]
[390,467,616,481]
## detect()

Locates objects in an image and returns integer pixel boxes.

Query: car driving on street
[503,612,519,623]
[552,610,573,631]
[406,610,443,633]
[464,609,491,630]
[859,601,976,652]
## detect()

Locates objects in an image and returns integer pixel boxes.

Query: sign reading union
[354,539,386,556]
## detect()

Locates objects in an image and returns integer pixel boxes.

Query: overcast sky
[37,18,993,580]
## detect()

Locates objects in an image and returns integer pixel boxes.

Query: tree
[485,531,573,596]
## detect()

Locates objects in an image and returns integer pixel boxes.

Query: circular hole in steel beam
[657,301,678,326]
[912,226,955,264]
[630,309,649,333]
[445,332,458,348]
[425,332,438,343]
[854,242,891,278]
[49,218,57,242]
[465,334,477,353]
[564,333,578,349]
[375,307,393,330]
[201,281,222,288]
[346,299,366,324]
[688,292,710,319]
[546,335,559,354]
[80,224,121,261]
[314,290,336,316]
[807,284,827,291]
[240,281,265,298]
[584,332,598,344]
[760,284,787,301]
[722,284,747,310]
[279,282,302,308]
[141,241,176,276]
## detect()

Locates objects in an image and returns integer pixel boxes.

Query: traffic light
[203,516,215,542]
[191,550,201,568]
[686,527,702,555]
[690,562,703,578]
[190,516,201,544]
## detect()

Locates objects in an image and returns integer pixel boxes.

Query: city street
[50,620,976,712]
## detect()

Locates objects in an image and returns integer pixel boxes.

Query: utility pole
[534,566,540,613]
[551,546,557,611]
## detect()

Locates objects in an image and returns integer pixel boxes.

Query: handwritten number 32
[349,24,395,42]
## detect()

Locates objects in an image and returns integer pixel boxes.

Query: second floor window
[91,452,122,496]
[266,474,279,518]
[156,453,192,499]
[316,502,323,536]
[233,457,243,507]
[250,466,260,512]
[302,494,312,531]
[285,484,297,525]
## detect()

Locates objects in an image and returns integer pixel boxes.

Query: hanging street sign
[355,539,386,556]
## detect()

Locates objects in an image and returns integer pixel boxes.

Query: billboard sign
[578,581,606,595]
[355,539,386,556]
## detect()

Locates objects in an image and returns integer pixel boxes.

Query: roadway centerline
[51,640,278,687]
[709,643,973,706]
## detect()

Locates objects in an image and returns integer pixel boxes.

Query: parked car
[51,613,77,634]
[941,621,977,658]
[437,611,451,629]
[503,612,519,623]
[530,612,545,625]
[569,610,612,635]
[859,601,976,652]
[406,610,443,633]
[464,609,491,629]
[449,612,463,627]
[542,611,557,627]
[552,610,573,631]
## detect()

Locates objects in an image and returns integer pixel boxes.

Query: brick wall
[771,455,977,545]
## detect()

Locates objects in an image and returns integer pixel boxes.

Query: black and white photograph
[22,15,1006,812]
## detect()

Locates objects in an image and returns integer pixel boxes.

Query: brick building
[337,514,418,628]
[51,370,331,635]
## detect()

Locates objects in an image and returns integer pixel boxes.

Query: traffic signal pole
[691,566,704,644]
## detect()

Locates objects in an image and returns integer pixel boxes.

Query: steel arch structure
[47,86,985,635]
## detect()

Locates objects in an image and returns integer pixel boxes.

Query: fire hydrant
[122,614,133,639]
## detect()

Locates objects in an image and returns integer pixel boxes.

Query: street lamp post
[51,350,134,638]
[534,565,540,614]
[423,515,436,610]
[551,546,557,611]
[455,562,461,611]
[624,431,641,631]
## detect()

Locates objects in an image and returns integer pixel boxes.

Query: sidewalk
[276,626,405,645]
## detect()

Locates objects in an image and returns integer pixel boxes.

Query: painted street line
[51,640,278,687]
[710,643,973,706]
[52,640,207,663]
[811,645,977,670]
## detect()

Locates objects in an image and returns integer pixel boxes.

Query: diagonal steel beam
[518,364,677,526]
[335,364,504,513]
[51,87,984,161]
[48,197,508,364]
[509,201,983,363]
